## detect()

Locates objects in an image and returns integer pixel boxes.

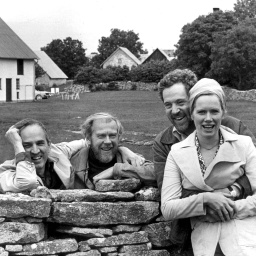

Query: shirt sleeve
[0,156,38,193]
[161,152,205,220]
[55,139,88,159]
[153,138,170,191]
[234,137,256,219]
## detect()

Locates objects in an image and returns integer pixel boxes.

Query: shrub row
[74,59,178,85]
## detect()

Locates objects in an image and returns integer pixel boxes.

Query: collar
[173,126,187,141]
[174,125,239,149]
[160,125,180,145]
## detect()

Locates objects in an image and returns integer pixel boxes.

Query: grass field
[0,91,256,163]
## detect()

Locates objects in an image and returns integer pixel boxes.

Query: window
[16,79,20,90]
[0,79,1,90]
[118,58,122,65]
[17,59,24,75]
[17,92,19,99]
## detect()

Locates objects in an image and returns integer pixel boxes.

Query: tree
[234,0,256,21]
[175,11,238,79]
[41,37,88,79]
[92,29,147,67]
[35,62,46,78]
[208,18,256,90]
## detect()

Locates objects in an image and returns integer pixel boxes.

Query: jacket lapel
[204,127,241,179]
[171,132,213,191]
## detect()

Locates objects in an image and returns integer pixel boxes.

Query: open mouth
[173,115,186,122]
[31,155,43,162]
[202,124,215,130]
[101,148,112,152]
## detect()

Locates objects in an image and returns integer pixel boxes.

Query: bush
[107,81,119,91]
[129,59,178,83]
[130,83,137,90]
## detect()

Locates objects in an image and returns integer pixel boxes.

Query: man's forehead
[163,83,188,101]
[92,119,118,133]
[20,124,47,141]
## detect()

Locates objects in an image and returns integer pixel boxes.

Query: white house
[0,18,38,102]
[101,47,141,69]
[35,50,68,87]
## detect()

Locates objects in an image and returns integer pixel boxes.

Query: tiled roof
[35,51,68,79]
[101,47,141,66]
[0,18,38,59]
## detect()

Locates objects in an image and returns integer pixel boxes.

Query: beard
[91,145,118,163]
[169,113,191,134]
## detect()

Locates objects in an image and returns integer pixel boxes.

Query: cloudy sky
[1,0,237,55]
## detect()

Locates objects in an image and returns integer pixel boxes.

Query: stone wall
[223,86,256,102]
[0,180,178,256]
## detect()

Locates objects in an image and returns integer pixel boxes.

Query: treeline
[74,60,178,85]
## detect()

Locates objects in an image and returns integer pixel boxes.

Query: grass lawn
[0,90,256,163]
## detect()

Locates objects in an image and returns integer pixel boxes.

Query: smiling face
[20,124,50,176]
[90,118,119,163]
[191,94,224,140]
[162,83,192,134]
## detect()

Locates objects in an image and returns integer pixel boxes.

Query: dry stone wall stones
[49,189,134,202]
[112,224,141,234]
[12,238,78,255]
[118,250,170,256]
[65,251,101,256]
[86,231,149,247]
[141,221,173,247]
[0,194,51,218]
[0,222,46,245]
[135,187,160,202]
[5,245,22,252]
[48,201,159,226]
[118,242,152,253]
[56,226,113,238]
[95,178,141,192]
[98,246,117,253]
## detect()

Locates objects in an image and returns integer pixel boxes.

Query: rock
[5,245,22,252]
[112,224,141,234]
[98,247,117,253]
[118,250,170,256]
[56,226,113,238]
[65,251,100,256]
[78,241,90,252]
[95,178,141,192]
[135,187,160,201]
[30,186,53,199]
[141,221,173,247]
[0,222,46,245]
[12,238,78,255]
[48,201,159,226]
[87,231,149,247]
[49,189,134,202]
[119,242,152,253]
[25,217,43,223]
[0,194,51,218]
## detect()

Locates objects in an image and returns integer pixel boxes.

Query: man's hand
[118,146,145,167]
[203,192,236,222]
[30,186,53,199]
[5,126,25,154]
[93,167,114,183]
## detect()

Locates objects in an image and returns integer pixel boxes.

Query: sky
[1,0,237,55]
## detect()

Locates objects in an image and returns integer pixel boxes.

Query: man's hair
[13,118,51,144]
[158,69,198,101]
[81,112,124,140]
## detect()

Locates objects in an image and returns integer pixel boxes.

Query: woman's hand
[203,192,236,222]
[118,146,145,167]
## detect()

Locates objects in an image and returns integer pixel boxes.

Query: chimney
[213,8,220,12]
